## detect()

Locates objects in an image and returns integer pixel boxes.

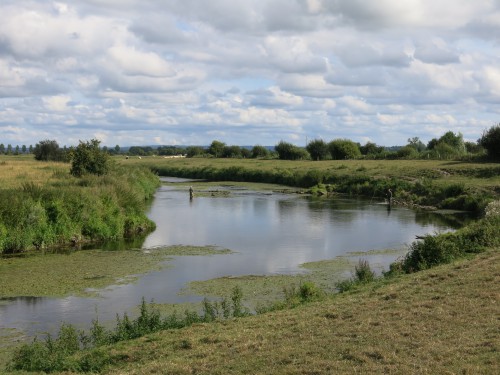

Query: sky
[0,0,499,148]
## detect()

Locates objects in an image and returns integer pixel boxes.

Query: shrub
[306,139,330,161]
[275,141,310,160]
[478,123,500,160]
[328,139,361,160]
[33,140,67,162]
[70,139,110,177]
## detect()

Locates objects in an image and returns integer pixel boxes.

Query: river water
[0,178,469,338]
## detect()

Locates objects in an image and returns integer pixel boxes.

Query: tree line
[3,123,499,162]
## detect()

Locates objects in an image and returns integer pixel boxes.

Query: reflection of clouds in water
[2,187,463,339]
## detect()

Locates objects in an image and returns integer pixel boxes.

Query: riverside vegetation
[0,154,159,254]
[2,150,499,373]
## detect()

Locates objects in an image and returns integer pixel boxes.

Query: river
[0,178,470,338]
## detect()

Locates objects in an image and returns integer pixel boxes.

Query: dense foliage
[70,139,110,177]
[0,164,159,254]
[33,140,68,162]
[478,123,500,160]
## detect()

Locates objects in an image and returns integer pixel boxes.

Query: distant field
[0,154,69,189]
[118,156,500,192]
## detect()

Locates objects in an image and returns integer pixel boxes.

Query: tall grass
[389,204,500,274]
[8,288,248,373]
[0,164,159,253]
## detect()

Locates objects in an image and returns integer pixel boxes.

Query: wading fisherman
[387,188,393,205]
[189,186,194,200]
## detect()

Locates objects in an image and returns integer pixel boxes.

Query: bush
[478,123,500,160]
[33,140,67,162]
[328,139,361,160]
[306,139,330,161]
[70,139,110,177]
[275,141,310,160]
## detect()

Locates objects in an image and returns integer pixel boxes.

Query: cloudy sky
[1,0,499,148]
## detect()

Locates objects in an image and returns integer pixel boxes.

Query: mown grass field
[46,249,497,375]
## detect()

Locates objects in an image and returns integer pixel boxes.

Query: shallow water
[0,179,470,338]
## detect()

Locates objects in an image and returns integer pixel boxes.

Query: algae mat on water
[0,246,232,298]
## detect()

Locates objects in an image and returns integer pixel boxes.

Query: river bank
[0,157,160,254]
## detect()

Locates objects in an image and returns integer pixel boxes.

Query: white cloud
[0,0,499,147]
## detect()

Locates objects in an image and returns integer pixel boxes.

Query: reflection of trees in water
[414,212,475,229]
[0,296,45,306]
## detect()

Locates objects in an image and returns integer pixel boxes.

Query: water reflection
[0,182,473,339]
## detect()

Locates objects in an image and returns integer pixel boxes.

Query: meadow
[1,155,499,373]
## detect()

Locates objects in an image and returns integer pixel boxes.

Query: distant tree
[33,140,65,161]
[360,142,384,156]
[0,144,4,154]
[241,148,251,158]
[275,141,309,160]
[427,138,439,150]
[222,145,242,158]
[478,123,500,160]
[6,144,12,155]
[464,141,483,155]
[70,139,110,177]
[251,145,270,158]
[407,137,426,152]
[14,145,20,155]
[397,145,419,159]
[29,145,33,153]
[306,139,329,161]
[438,131,466,153]
[114,145,121,154]
[21,145,27,154]
[208,140,226,158]
[186,146,205,158]
[128,146,149,156]
[328,139,361,160]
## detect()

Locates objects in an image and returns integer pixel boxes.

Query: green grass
[28,248,497,375]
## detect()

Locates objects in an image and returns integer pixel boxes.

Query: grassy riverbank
[8,248,497,374]
[122,157,500,212]
[0,156,160,253]
[115,249,499,375]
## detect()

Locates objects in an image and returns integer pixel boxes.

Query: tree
[251,145,270,158]
[478,123,500,160]
[306,139,329,161]
[275,141,309,160]
[22,145,27,154]
[397,146,419,159]
[360,142,384,156]
[407,137,426,152]
[186,146,205,158]
[0,144,4,154]
[33,140,65,161]
[114,145,121,154]
[328,139,361,160]
[208,140,226,158]
[6,144,12,155]
[70,139,110,177]
[222,145,242,158]
[438,131,466,153]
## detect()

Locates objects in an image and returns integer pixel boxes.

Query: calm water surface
[0,179,469,338]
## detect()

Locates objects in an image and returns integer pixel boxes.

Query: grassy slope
[81,249,499,375]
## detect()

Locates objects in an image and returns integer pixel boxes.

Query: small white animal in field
[138,156,142,159]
